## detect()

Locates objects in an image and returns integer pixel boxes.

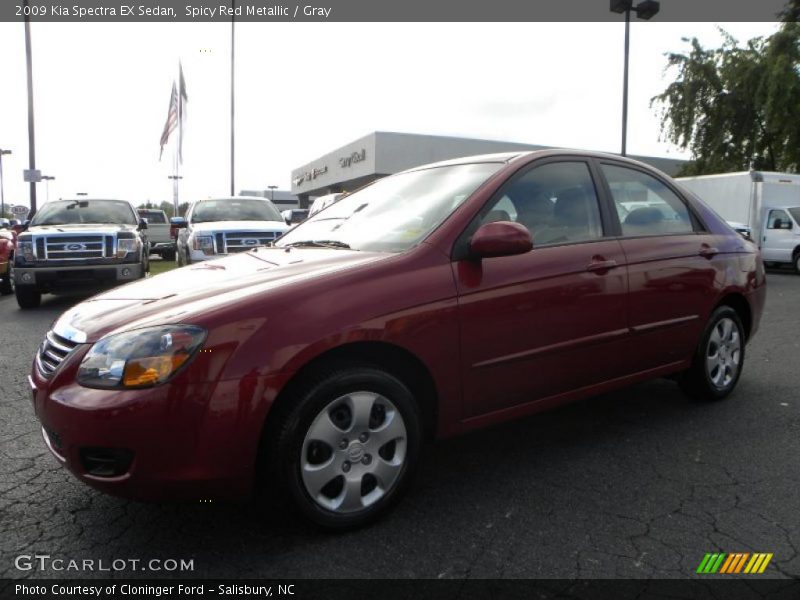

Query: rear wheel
[794,251,800,275]
[680,306,745,401]
[271,365,422,530]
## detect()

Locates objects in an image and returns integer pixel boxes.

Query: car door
[761,208,795,262]
[597,161,725,374]
[453,159,629,418]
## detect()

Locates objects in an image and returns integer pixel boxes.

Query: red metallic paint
[469,221,532,259]
[31,150,766,502]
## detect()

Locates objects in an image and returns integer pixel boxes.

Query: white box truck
[676,171,800,273]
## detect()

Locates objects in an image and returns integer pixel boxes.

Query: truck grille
[43,235,110,259]
[220,231,280,254]
[36,330,80,378]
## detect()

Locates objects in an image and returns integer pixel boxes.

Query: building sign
[339,149,366,168]
[293,165,328,187]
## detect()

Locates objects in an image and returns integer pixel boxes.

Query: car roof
[400,148,663,176]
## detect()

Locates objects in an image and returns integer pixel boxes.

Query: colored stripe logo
[697,553,773,574]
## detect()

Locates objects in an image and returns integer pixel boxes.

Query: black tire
[15,286,42,309]
[794,252,800,275]
[679,306,745,401]
[270,364,422,530]
[163,249,176,262]
[0,275,11,295]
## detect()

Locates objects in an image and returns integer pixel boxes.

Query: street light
[0,149,10,218]
[267,185,278,201]
[41,175,54,203]
[610,0,660,156]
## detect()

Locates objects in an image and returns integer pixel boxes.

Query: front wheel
[680,306,745,401]
[272,365,422,530]
[15,286,42,309]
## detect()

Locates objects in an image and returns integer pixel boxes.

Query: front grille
[36,330,79,378]
[43,235,106,260]
[223,231,280,253]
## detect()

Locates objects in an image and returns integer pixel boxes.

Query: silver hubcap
[301,391,407,514]
[705,317,741,389]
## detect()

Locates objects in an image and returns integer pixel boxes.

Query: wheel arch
[714,292,752,341]
[257,341,440,471]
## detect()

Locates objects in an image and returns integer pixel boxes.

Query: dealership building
[290,131,687,206]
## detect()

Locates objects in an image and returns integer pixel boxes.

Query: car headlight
[192,235,215,255]
[77,325,206,389]
[17,240,35,262]
[117,238,138,258]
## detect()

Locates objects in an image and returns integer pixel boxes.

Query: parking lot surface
[1,271,799,580]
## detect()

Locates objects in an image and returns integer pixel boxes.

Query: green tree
[652,18,800,175]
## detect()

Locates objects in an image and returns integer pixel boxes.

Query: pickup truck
[12,198,150,309]
[173,196,289,265]
[137,209,176,260]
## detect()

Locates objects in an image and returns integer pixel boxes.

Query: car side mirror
[469,221,532,259]
[170,217,187,228]
[138,218,148,230]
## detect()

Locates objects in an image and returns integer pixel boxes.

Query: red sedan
[30,150,765,529]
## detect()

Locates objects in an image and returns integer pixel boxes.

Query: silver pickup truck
[12,198,150,309]
[137,209,176,260]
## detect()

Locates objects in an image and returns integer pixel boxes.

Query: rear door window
[601,164,696,237]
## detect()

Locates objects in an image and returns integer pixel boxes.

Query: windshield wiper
[283,240,352,249]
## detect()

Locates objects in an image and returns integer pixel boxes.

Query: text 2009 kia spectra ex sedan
[30,150,766,529]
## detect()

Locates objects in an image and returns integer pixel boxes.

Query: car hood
[27,223,138,235]
[52,248,389,343]
[190,220,289,233]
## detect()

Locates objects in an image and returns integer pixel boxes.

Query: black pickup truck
[11,199,150,309]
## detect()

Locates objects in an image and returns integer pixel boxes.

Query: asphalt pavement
[1,270,799,580]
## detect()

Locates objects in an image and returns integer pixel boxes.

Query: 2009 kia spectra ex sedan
[31,150,765,529]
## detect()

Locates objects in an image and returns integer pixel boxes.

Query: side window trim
[597,160,709,236]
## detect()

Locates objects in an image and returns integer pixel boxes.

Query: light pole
[230,0,236,196]
[0,149,10,218]
[267,185,278,201]
[41,175,54,203]
[610,0,660,156]
[23,0,38,215]
[168,175,183,213]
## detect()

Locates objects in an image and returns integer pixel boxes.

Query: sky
[0,21,780,210]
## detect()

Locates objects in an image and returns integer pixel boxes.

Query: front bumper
[29,351,292,502]
[14,264,142,289]
[151,242,176,251]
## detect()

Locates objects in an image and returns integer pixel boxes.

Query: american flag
[159,82,178,160]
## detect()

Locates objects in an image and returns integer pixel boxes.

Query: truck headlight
[77,325,207,389]
[117,238,138,258]
[192,235,215,255]
[17,241,35,262]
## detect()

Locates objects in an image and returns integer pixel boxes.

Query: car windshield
[788,207,800,226]
[276,163,503,253]
[191,199,282,223]
[139,211,167,223]
[30,200,137,226]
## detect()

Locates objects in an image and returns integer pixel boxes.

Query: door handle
[586,258,618,273]
[699,245,719,259]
